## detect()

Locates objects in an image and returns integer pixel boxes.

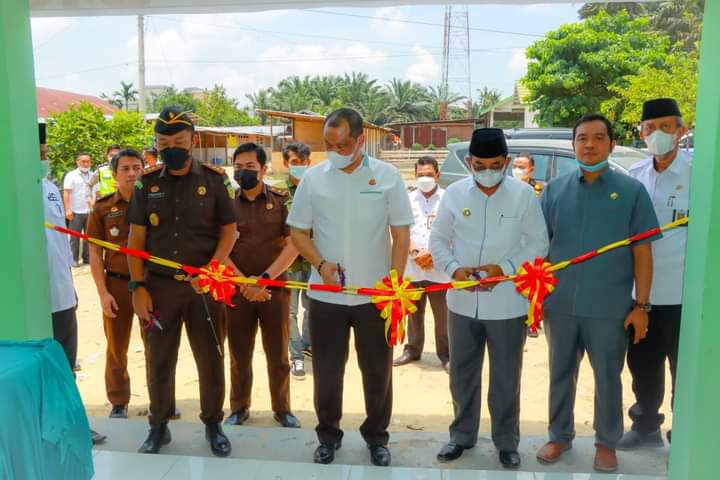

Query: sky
[30,3,582,107]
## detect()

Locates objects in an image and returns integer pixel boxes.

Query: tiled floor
[91,451,666,480]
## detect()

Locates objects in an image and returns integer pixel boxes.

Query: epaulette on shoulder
[96,192,115,203]
[143,164,163,176]
[269,186,289,197]
[202,163,227,175]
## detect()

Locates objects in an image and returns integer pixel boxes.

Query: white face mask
[416,176,437,193]
[79,166,90,173]
[512,168,527,180]
[473,168,505,188]
[326,140,361,170]
[645,130,678,156]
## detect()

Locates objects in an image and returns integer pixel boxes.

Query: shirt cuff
[287,220,311,231]
[444,260,461,277]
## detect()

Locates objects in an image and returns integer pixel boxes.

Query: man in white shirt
[288,108,413,467]
[63,152,94,266]
[619,98,691,449]
[393,156,450,371]
[430,128,549,469]
[40,126,106,445]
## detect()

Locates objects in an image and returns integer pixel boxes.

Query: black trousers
[626,304,682,434]
[69,213,89,264]
[309,299,392,447]
[52,307,78,370]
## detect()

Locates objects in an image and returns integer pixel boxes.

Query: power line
[36,61,136,80]
[305,9,545,38]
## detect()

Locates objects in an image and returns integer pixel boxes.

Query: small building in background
[386,118,480,149]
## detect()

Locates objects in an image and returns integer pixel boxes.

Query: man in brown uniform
[127,106,238,456]
[88,149,144,419]
[224,143,302,429]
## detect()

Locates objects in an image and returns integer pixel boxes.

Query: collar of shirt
[576,165,613,184]
[632,150,692,178]
[239,183,269,203]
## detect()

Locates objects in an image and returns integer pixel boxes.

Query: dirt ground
[72,265,673,437]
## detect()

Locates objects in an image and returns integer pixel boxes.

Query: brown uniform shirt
[87,191,131,275]
[127,159,237,275]
[230,184,289,277]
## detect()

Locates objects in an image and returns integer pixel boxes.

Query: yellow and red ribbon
[514,258,557,333]
[369,271,423,346]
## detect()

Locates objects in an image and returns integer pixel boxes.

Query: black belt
[106,271,131,281]
[148,269,190,281]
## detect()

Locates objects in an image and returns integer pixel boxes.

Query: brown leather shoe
[393,351,419,367]
[536,441,572,464]
[593,445,618,472]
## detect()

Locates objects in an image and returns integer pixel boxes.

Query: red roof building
[36,86,118,119]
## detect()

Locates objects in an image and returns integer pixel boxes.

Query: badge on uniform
[610,192,619,200]
[151,185,160,193]
[109,226,120,237]
[463,208,471,217]
[149,213,160,226]
[197,186,207,196]
[369,178,377,186]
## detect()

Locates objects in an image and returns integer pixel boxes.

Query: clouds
[509,48,528,75]
[405,46,440,84]
[31,17,73,47]
[371,7,409,33]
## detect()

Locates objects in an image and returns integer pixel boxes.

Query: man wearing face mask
[430,128,548,469]
[281,141,313,378]
[537,114,659,473]
[127,106,238,456]
[618,98,691,450]
[512,153,543,197]
[288,108,413,467]
[223,142,302,429]
[393,156,450,372]
[63,152,94,266]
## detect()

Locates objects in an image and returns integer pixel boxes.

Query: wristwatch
[260,272,271,280]
[128,280,146,292]
[634,302,652,313]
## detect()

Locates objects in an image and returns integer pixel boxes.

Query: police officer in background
[127,106,238,456]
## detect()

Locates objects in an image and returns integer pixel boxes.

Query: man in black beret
[127,106,238,456]
[620,98,691,449]
[429,128,549,469]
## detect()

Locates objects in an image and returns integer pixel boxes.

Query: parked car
[439,139,648,188]
[503,128,573,141]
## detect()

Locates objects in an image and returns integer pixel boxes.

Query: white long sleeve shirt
[405,187,451,284]
[43,177,77,313]
[429,176,549,320]
[628,150,691,305]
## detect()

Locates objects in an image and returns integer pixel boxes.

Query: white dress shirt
[628,150,691,305]
[63,168,92,214]
[287,154,415,306]
[430,176,549,320]
[406,187,451,284]
[43,178,77,313]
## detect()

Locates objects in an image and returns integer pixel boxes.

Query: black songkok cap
[469,128,507,158]
[154,106,194,135]
[641,98,682,122]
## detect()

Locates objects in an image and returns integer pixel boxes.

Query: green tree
[149,85,199,113]
[100,92,123,110]
[522,11,670,129]
[609,53,699,126]
[270,76,316,113]
[245,88,274,124]
[425,84,466,120]
[579,1,705,51]
[113,81,138,111]
[477,87,503,111]
[384,78,429,123]
[46,102,151,181]
[195,84,259,126]
[308,75,344,114]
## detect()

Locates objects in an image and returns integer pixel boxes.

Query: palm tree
[309,75,343,114]
[113,81,138,111]
[578,2,651,19]
[426,84,466,120]
[384,78,429,123]
[271,76,316,113]
[245,88,275,123]
[477,87,503,111]
[100,92,124,110]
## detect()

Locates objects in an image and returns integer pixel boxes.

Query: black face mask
[234,169,259,190]
[160,147,190,170]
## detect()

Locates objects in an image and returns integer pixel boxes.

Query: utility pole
[137,15,146,114]
[441,5,472,119]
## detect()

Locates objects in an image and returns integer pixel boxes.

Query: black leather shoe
[617,429,664,450]
[499,450,521,469]
[369,445,391,467]
[109,405,128,419]
[314,441,341,464]
[91,429,107,445]
[138,424,171,454]
[274,412,301,428]
[170,408,182,420]
[393,351,420,367]
[437,442,469,462]
[205,424,232,457]
[224,409,249,426]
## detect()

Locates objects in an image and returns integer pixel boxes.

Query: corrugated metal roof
[36,87,117,117]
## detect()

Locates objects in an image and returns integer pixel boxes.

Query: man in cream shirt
[430,128,548,469]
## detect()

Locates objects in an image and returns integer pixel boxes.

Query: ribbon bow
[514,257,557,333]
[196,260,237,306]
[371,270,422,346]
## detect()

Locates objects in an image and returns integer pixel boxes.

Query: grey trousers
[447,311,526,451]
[544,311,628,449]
